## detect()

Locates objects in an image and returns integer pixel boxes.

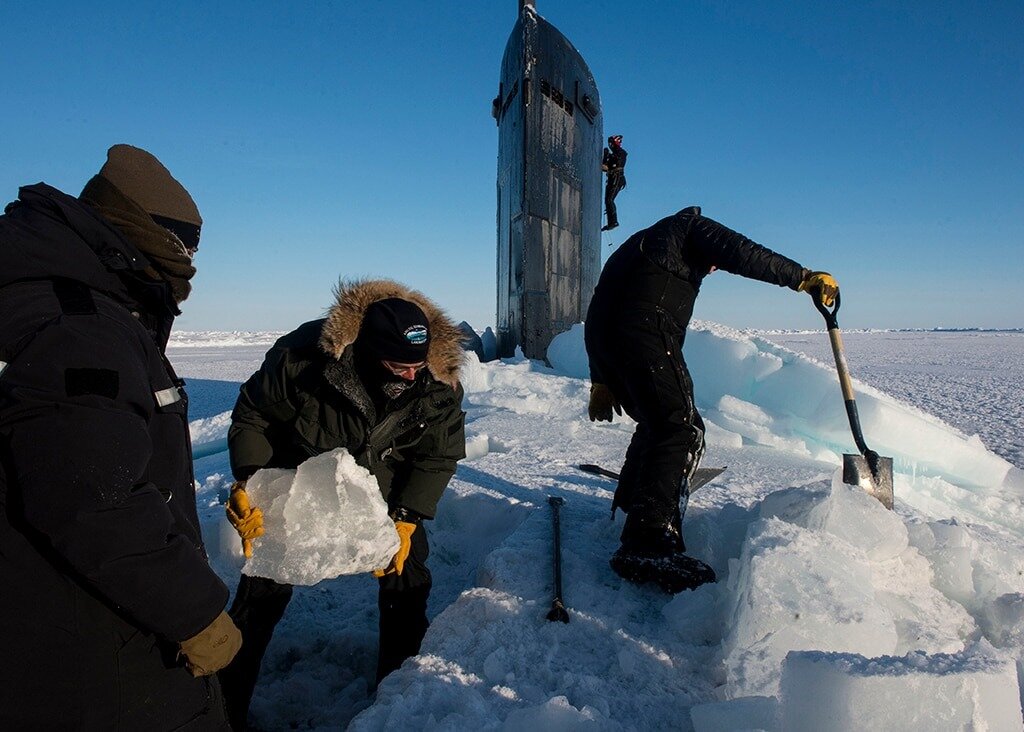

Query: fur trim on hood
[319,279,464,388]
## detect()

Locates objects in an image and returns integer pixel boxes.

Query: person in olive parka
[585,206,838,594]
[219,279,466,730]
[0,145,240,730]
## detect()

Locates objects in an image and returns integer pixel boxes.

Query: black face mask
[354,344,420,401]
[381,378,416,400]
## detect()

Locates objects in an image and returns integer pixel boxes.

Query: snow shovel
[577,464,726,494]
[545,496,570,623]
[814,291,895,509]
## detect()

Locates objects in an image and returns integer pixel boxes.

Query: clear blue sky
[3,1,1021,331]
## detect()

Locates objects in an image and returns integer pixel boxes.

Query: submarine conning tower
[493,0,603,360]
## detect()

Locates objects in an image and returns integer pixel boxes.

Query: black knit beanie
[358,298,431,362]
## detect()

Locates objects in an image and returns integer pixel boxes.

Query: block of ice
[481,326,498,362]
[501,695,605,731]
[689,695,778,732]
[458,321,485,361]
[242,448,400,585]
[759,475,908,562]
[704,418,744,449]
[706,395,813,456]
[907,519,977,607]
[780,645,1024,731]
[869,544,975,655]
[546,324,590,379]
[721,518,897,698]
[460,351,493,395]
[980,593,1024,649]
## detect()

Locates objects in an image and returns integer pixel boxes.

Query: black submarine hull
[494,4,603,359]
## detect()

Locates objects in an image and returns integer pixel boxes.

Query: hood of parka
[319,279,464,389]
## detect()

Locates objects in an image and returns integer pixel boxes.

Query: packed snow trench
[179,323,1024,731]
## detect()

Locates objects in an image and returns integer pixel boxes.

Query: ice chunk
[242,448,399,585]
[546,324,590,379]
[690,695,778,732]
[720,518,897,698]
[704,418,744,449]
[907,519,977,607]
[481,326,498,362]
[501,695,606,731]
[780,645,1024,731]
[759,475,908,562]
[458,321,485,361]
[980,593,1024,649]
[706,395,813,456]
[460,351,494,395]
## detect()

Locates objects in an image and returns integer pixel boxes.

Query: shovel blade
[842,453,894,510]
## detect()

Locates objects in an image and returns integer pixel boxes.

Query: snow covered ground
[173,324,1024,731]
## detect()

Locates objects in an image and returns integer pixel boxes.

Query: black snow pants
[585,307,706,535]
[604,172,626,227]
[218,526,432,730]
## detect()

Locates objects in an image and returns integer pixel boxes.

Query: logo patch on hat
[404,325,429,345]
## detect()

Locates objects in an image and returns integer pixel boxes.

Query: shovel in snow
[814,291,895,510]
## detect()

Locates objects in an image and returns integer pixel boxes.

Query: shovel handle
[814,290,854,400]
[546,496,569,623]
[814,291,874,458]
[812,289,841,330]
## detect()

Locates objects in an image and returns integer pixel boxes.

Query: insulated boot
[609,512,716,594]
[610,547,716,593]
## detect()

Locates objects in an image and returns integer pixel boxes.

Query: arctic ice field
[174,324,1024,731]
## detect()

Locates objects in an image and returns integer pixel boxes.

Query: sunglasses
[381,360,428,378]
[151,214,200,259]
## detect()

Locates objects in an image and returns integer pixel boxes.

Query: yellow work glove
[588,383,622,422]
[225,480,264,558]
[178,610,242,677]
[798,271,839,308]
[373,520,418,577]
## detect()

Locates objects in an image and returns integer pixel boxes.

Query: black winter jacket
[586,207,807,382]
[229,280,467,520]
[603,145,627,175]
[0,184,229,729]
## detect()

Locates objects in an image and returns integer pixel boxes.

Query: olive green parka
[228,280,466,519]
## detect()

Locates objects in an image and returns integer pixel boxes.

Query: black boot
[609,511,715,594]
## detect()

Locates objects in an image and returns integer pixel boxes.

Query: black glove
[588,384,622,422]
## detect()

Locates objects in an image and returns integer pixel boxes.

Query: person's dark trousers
[376,523,432,684]
[589,309,706,529]
[218,575,293,730]
[604,173,626,227]
[612,421,649,515]
[217,528,433,728]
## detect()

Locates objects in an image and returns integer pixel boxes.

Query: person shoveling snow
[585,206,838,594]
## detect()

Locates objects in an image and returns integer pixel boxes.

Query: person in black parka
[585,206,838,593]
[601,134,628,231]
[0,146,241,729]
[218,279,467,731]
